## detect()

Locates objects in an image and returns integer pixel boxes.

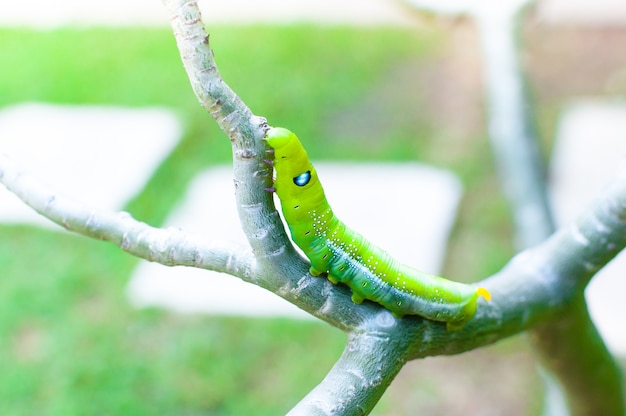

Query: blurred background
[0,0,625,414]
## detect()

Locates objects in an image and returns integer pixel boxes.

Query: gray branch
[404,0,552,252]
[289,325,412,416]
[0,0,624,414]
[476,6,555,249]
[402,1,623,414]
[0,153,255,280]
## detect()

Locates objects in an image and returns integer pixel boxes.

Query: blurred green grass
[0,25,523,414]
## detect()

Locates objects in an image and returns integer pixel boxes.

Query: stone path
[0,103,180,228]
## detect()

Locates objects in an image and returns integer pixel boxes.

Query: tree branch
[529,296,624,415]
[287,161,626,413]
[0,149,373,332]
[475,5,554,249]
[403,163,626,359]
[162,0,300,285]
[402,2,623,414]
[289,327,412,416]
[0,153,255,280]
[473,5,622,414]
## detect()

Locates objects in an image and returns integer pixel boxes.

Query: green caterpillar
[265,127,490,330]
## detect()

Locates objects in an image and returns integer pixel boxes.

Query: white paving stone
[0,103,181,229]
[127,163,463,318]
[549,100,626,356]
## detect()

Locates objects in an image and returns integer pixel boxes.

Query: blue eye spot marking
[293,171,311,187]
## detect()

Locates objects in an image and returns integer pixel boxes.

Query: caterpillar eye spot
[293,171,311,187]
[294,205,300,209]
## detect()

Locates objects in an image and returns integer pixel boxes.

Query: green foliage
[0,25,517,414]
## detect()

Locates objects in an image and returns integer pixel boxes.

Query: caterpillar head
[265,127,296,150]
[265,127,310,168]
[265,127,326,216]
[265,127,322,200]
